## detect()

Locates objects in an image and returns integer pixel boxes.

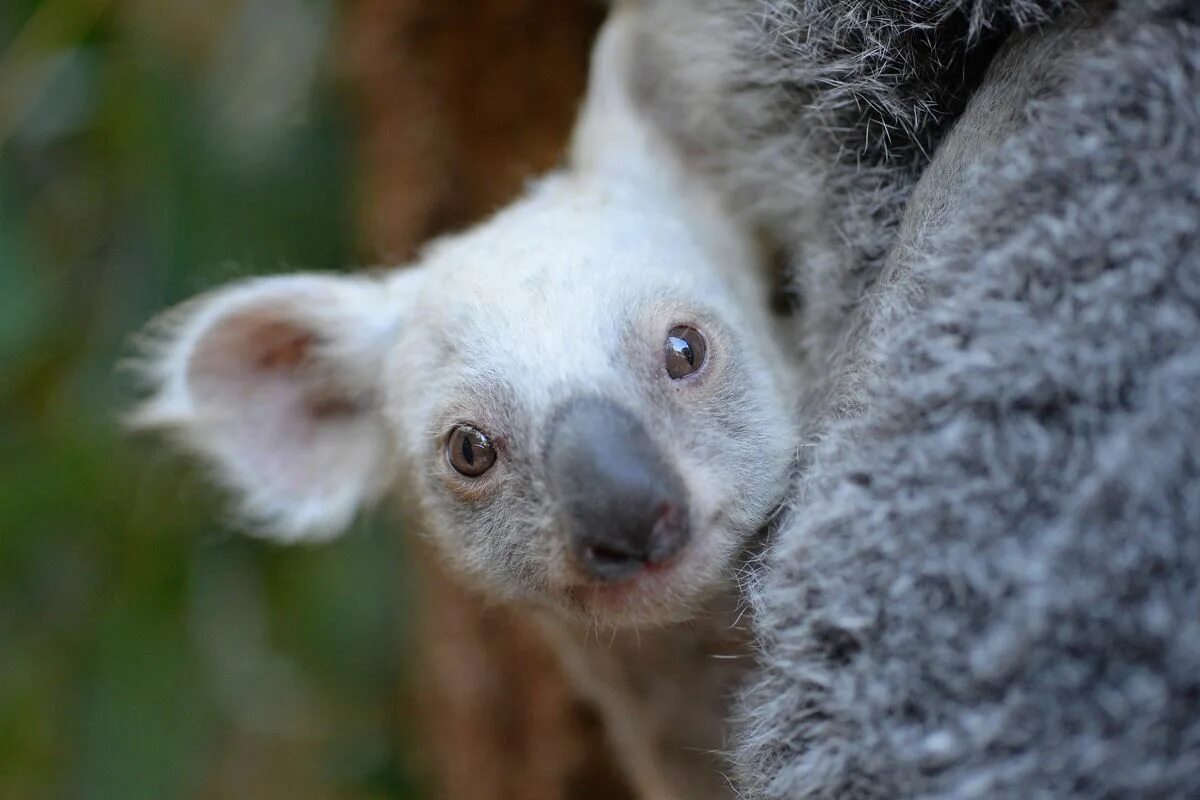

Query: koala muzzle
[546,397,690,582]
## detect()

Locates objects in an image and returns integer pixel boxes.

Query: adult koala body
[131,10,795,799]
[636,0,1200,796]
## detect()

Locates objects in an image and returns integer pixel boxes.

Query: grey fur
[634,0,1073,358]
[637,0,1200,796]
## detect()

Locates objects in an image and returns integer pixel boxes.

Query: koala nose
[545,398,690,582]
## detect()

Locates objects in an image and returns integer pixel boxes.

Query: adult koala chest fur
[128,10,798,800]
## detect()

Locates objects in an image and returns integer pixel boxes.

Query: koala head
[129,12,798,626]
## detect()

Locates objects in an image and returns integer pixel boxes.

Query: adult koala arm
[741,3,1200,798]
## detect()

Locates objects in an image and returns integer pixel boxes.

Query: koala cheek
[677,458,727,522]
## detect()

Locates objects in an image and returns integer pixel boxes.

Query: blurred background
[0,1,614,798]
[0,0,420,797]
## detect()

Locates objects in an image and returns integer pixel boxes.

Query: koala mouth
[556,508,741,624]
[562,557,690,620]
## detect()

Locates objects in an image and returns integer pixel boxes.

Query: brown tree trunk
[339,2,633,798]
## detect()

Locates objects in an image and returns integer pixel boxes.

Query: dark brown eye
[447,425,497,477]
[664,325,707,379]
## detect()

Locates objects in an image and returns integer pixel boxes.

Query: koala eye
[664,325,707,379]
[447,425,497,477]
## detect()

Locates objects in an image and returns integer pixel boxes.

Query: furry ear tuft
[127,271,421,541]
[570,6,678,189]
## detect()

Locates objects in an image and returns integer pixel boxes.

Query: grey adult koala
[634,0,1200,796]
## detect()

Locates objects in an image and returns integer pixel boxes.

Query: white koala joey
[130,8,799,798]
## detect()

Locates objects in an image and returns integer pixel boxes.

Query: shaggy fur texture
[641,0,1200,795]
[634,0,1074,358]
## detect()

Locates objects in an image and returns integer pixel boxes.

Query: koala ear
[129,270,423,541]
[570,8,673,186]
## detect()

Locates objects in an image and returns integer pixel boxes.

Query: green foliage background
[0,1,421,797]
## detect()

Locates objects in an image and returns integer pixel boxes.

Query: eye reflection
[447,425,497,476]
[664,325,707,379]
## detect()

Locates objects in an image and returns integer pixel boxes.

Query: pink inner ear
[190,311,320,383]
[186,309,366,494]
[153,276,400,538]
[200,314,359,418]
[252,322,316,371]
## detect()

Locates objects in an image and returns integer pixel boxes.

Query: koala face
[382,183,795,624]
[128,9,797,626]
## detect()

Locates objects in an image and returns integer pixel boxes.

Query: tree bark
[340,2,633,798]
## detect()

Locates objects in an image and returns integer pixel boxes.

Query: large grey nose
[545,398,690,582]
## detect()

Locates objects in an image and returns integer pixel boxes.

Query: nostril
[656,503,680,531]
[647,503,688,565]
[570,501,692,581]
[578,539,648,582]
[585,543,642,567]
